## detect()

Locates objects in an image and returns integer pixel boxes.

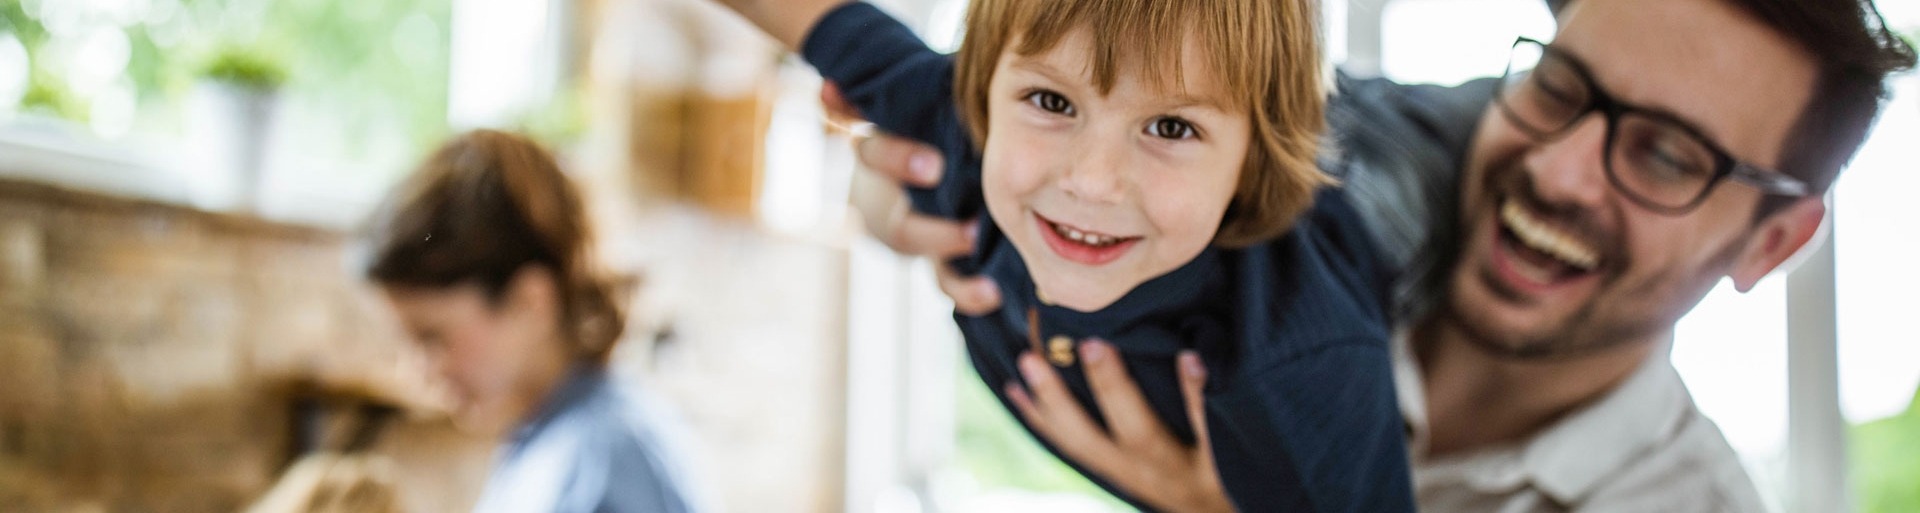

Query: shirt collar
[1029,248,1222,327]
[1395,328,1696,504]
[1393,328,1433,456]
[505,365,607,453]
[1015,247,1224,345]
[1522,339,1692,504]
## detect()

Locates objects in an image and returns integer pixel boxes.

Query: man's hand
[827,84,1002,315]
[1005,341,1235,513]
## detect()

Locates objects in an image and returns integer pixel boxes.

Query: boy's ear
[1730,198,1826,293]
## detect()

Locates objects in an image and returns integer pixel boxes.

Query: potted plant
[18,74,88,123]
[188,46,289,213]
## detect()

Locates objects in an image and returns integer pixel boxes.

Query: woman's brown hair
[363,129,625,366]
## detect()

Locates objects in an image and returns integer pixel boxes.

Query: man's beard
[1440,159,1743,361]
[1439,291,1652,360]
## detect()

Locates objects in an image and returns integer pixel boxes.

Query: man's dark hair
[1751,2,1912,202]
[1731,0,1915,212]
[1551,0,1915,213]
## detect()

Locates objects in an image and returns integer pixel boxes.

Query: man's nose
[1058,128,1128,203]
[1522,113,1612,209]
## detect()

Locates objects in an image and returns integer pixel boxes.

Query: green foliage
[953,369,1127,510]
[1851,385,1920,513]
[6,0,452,161]
[516,87,590,148]
[1,1,46,48]
[201,47,289,91]
[20,71,85,121]
[242,0,454,152]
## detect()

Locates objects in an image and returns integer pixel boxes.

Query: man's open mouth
[1496,198,1603,285]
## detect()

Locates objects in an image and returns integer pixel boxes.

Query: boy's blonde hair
[954,0,1330,247]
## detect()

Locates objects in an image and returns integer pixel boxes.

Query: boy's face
[980,28,1249,312]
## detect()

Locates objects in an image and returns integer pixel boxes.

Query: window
[1379,0,1555,85]
[2,0,453,226]
[1834,8,1920,512]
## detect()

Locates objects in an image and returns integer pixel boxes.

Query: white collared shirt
[1393,332,1769,513]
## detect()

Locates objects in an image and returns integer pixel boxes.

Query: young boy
[717,1,1410,511]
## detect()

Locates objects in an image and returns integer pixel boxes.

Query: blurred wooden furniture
[0,178,488,513]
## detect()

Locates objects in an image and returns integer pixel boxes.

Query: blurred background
[0,0,1912,512]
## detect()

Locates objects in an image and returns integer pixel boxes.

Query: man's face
[1448,0,1820,357]
[980,29,1249,312]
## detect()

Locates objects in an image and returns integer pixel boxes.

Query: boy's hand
[1006,341,1236,513]
[829,84,1002,315]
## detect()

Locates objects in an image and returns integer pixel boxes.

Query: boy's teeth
[1500,200,1601,271]
[1052,221,1120,246]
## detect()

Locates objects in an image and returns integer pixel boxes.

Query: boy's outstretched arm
[712,0,848,50]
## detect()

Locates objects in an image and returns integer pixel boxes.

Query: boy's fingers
[935,261,1002,316]
[855,132,945,187]
[1078,340,1174,445]
[1178,351,1215,453]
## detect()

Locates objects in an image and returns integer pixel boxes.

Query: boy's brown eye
[1025,90,1075,116]
[1147,117,1197,140]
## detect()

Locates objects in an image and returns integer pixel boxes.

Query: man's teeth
[1051,221,1124,247]
[1500,200,1601,271]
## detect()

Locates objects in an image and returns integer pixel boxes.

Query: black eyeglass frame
[1493,37,1812,215]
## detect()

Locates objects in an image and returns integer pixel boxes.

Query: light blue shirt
[471,367,702,513]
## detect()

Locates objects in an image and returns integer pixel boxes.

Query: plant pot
[187,81,281,213]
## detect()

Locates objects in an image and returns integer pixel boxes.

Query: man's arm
[711,0,846,51]
[1326,73,1494,320]
[825,86,1002,315]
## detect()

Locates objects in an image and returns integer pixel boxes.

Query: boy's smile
[1033,211,1142,265]
[980,29,1249,312]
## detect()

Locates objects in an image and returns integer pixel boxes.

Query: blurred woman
[363,130,700,513]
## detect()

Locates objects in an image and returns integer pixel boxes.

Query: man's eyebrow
[1553,43,1738,149]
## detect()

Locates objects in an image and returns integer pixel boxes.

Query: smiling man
[1384,0,1892,507]
[844,0,1915,510]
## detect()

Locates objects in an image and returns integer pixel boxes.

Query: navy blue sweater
[802,4,1414,512]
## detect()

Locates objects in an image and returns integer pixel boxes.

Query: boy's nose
[1058,134,1128,203]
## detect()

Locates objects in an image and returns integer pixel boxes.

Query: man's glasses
[1494,37,1811,214]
